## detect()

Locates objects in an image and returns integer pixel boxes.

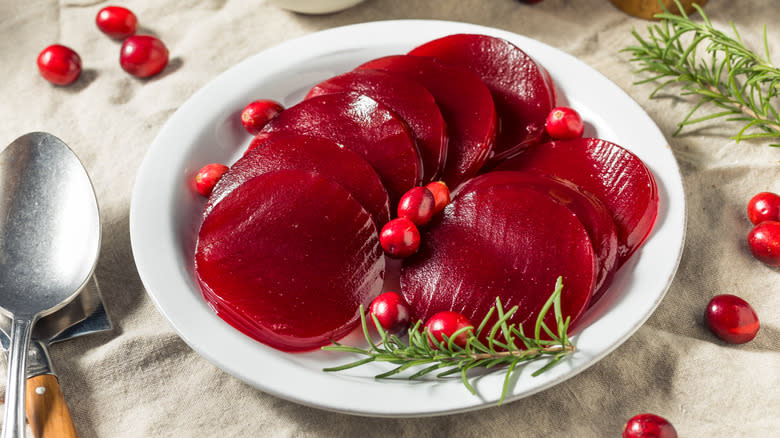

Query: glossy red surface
[195,163,228,197]
[380,218,421,258]
[747,191,780,225]
[705,294,760,344]
[425,181,451,215]
[36,45,81,85]
[456,171,618,304]
[120,35,169,78]
[306,69,447,183]
[357,55,496,189]
[409,34,554,163]
[240,99,284,135]
[369,291,411,335]
[425,311,473,348]
[401,185,595,332]
[253,92,420,205]
[195,170,384,352]
[95,6,138,39]
[496,138,659,264]
[623,413,678,438]
[747,221,780,266]
[545,106,584,139]
[208,134,390,227]
[397,186,435,227]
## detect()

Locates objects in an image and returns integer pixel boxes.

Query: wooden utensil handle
[25,374,78,438]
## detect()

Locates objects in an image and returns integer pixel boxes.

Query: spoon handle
[2,318,33,438]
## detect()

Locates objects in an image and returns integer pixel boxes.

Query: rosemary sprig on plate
[623,0,780,146]
[322,277,575,405]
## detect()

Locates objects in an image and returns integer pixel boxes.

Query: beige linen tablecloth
[1,0,778,436]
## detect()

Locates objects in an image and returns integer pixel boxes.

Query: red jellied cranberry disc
[195,169,385,352]
[747,191,780,225]
[705,294,760,344]
[401,185,596,333]
[37,45,81,86]
[96,6,138,39]
[623,413,678,438]
[747,220,780,266]
[120,35,169,78]
[306,69,447,184]
[358,55,496,188]
[496,138,659,265]
[206,134,391,227]
[252,92,420,205]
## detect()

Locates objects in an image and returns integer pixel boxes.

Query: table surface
[1,0,778,436]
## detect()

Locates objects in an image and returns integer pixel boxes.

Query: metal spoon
[0,132,100,438]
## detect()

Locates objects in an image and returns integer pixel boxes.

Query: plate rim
[129,19,687,417]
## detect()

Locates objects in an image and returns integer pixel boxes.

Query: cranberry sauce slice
[306,69,447,184]
[456,171,618,304]
[401,185,595,333]
[207,134,391,227]
[252,92,420,205]
[495,138,659,264]
[409,34,555,163]
[357,55,496,189]
[195,169,385,352]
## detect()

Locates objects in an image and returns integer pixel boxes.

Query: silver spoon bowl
[0,132,100,438]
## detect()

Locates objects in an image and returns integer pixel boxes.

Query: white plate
[129,20,686,417]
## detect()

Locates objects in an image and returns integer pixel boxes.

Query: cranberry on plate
[397,186,435,227]
[379,218,420,258]
[120,35,169,78]
[195,163,228,197]
[368,291,411,335]
[240,100,284,135]
[545,106,584,140]
[424,181,450,214]
[37,45,81,85]
[96,6,138,39]
[705,294,760,344]
[623,413,678,438]
[425,311,473,349]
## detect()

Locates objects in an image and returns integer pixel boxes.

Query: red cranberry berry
[747,191,780,225]
[705,294,760,344]
[379,218,420,258]
[240,100,284,135]
[368,292,411,335]
[425,311,473,349]
[195,163,228,197]
[623,413,678,438]
[120,35,169,78]
[397,186,435,226]
[425,181,450,215]
[747,220,780,266]
[96,6,138,39]
[37,45,81,86]
[545,106,584,139]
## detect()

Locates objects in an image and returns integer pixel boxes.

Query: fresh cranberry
[368,292,411,335]
[747,191,780,225]
[379,218,420,258]
[545,106,584,139]
[240,100,284,135]
[397,186,435,226]
[96,6,138,39]
[747,220,780,266]
[623,413,678,438]
[425,181,450,215]
[120,35,169,78]
[425,311,473,348]
[705,294,760,344]
[36,45,81,85]
[195,163,228,196]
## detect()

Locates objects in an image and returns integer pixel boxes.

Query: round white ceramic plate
[129,20,686,417]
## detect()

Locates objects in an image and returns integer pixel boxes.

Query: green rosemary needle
[623,0,780,146]
[322,277,575,405]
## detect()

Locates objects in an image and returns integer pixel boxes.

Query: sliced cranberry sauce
[252,92,420,205]
[495,138,659,264]
[195,169,385,352]
[306,69,447,184]
[409,34,555,164]
[456,171,618,304]
[207,134,391,227]
[357,55,496,189]
[401,185,596,332]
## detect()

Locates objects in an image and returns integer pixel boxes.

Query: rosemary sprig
[623,0,780,146]
[322,277,575,405]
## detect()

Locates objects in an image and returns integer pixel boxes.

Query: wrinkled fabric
[0,0,778,436]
